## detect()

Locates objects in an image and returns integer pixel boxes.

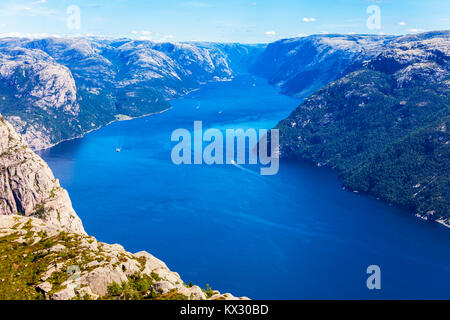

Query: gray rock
[0,116,85,234]
[35,282,53,299]
[153,281,176,295]
[51,286,76,301]
[85,267,127,296]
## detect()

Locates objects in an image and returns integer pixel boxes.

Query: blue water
[39,75,450,300]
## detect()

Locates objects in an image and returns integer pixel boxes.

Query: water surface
[40,75,450,299]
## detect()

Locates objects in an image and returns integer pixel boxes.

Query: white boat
[116,148,121,153]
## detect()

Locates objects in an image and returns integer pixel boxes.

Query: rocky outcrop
[0,115,246,300]
[0,115,84,234]
[0,215,247,300]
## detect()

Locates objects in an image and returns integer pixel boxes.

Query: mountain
[0,37,264,150]
[251,34,396,97]
[0,114,247,300]
[275,31,450,223]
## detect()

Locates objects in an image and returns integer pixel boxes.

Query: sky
[0,0,449,43]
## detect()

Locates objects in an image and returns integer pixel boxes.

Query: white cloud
[302,17,316,23]
[407,28,425,33]
[132,30,153,39]
[265,31,276,36]
[297,33,308,37]
[158,34,174,42]
[0,2,56,17]
[398,22,406,26]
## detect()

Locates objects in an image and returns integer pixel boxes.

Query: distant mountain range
[251,34,396,97]
[0,31,448,223]
[0,38,263,149]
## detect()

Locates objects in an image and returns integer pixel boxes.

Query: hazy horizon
[1,29,448,45]
[0,0,448,44]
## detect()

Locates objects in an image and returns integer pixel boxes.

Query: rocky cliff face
[275,31,450,221]
[0,115,84,234]
[0,115,246,300]
[0,38,264,150]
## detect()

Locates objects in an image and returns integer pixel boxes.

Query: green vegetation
[103,274,188,300]
[150,271,161,281]
[0,74,170,148]
[203,284,215,298]
[277,68,450,220]
[0,220,193,300]
[344,117,449,220]
[0,224,83,299]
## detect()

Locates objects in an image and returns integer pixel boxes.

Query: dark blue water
[39,75,450,299]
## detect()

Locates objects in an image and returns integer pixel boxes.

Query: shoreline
[287,155,450,231]
[34,76,449,232]
[35,107,172,152]
[34,77,235,153]
[415,213,450,229]
[345,186,450,231]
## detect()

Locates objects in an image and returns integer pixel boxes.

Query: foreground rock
[0,215,248,300]
[0,115,84,234]
[0,114,247,300]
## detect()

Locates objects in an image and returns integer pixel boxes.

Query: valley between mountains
[0,30,448,299]
[2,31,446,221]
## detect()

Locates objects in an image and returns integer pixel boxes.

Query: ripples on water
[40,75,450,299]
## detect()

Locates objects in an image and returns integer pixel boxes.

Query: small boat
[116,148,121,153]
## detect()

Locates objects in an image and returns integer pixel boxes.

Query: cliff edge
[0,114,247,300]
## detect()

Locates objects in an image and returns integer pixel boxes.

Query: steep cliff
[0,115,84,234]
[0,115,246,300]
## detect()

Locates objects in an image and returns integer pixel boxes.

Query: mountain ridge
[0,37,264,150]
